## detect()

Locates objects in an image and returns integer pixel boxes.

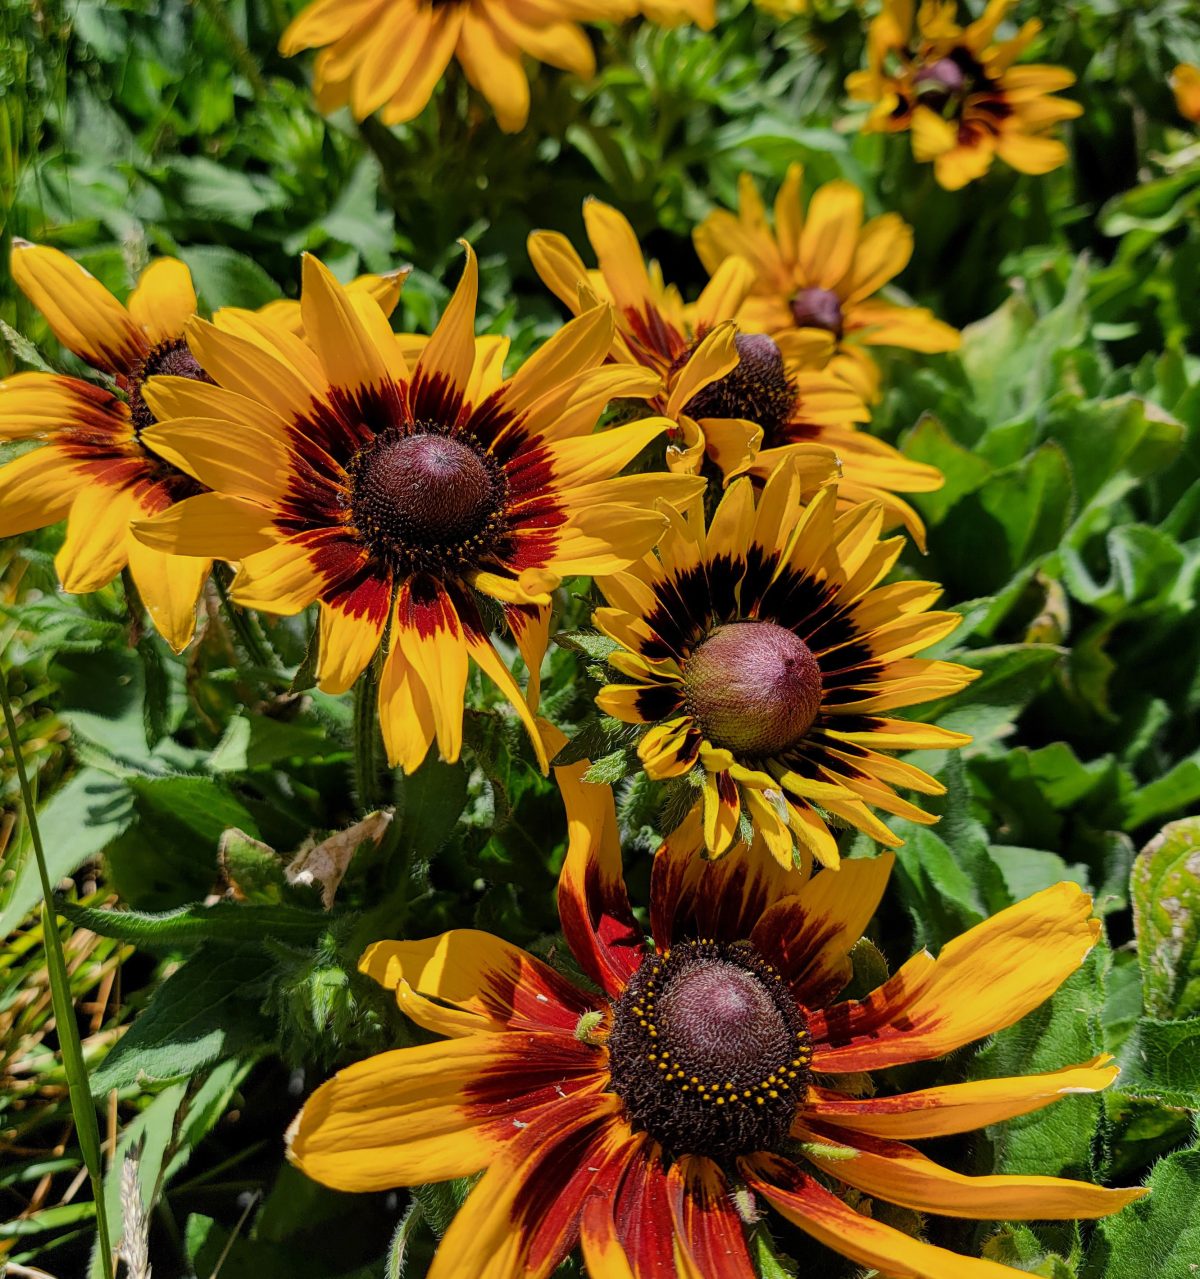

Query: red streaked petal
[666,1156,755,1279]
[580,1193,636,1279]
[552,724,644,997]
[395,573,469,764]
[805,1055,1121,1139]
[795,1120,1147,1220]
[741,1153,1020,1278]
[427,1093,629,1279]
[287,1033,591,1192]
[412,243,478,425]
[749,854,894,1006]
[613,1145,682,1279]
[316,568,391,694]
[810,883,1101,1073]
[650,807,811,948]
[359,928,599,1037]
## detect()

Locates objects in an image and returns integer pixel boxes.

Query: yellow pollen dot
[639,1019,647,1027]
[648,1053,657,1061]
[743,1090,752,1098]
[787,1071,797,1079]
[690,1076,699,1084]
[715,1097,726,1106]
[681,1085,689,1092]
[755,1096,765,1106]
[658,1061,668,1070]
[725,1082,735,1091]
[768,1090,779,1099]
[648,1028,657,1037]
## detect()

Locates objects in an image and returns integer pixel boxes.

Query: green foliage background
[1,0,1200,1275]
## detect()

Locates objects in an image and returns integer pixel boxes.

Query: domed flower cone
[846,0,1084,190]
[279,0,710,134]
[594,459,978,865]
[693,166,960,404]
[287,748,1146,1279]
[132,245,703,772]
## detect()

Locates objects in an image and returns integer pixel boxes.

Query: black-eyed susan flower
[528,198,863,491]
[279,0,706,134]
[1172,64,1200,124]
[593,462,978,864]
[133,245,700,772]
[847,0,1083,190]
[0,243,214,651]
[288,750,1144,1278]
[693,166,960,403]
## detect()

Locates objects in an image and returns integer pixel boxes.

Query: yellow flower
[1172,64,1200,124]
[531,199,874,477]
[289,751,1144,1278]
[694,166,960,402]
[594,462,978,865]
[133,246,702,772]
[847,0,1083,190]
[0,245,212,651]
[280,0,709,134]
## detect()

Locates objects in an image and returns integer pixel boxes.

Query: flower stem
[352,659,385,813]
[213,564,275,673]
[0,663,116,1279]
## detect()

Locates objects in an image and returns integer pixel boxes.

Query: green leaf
[553,629,620,662]
[91,945,272,1093]
[904,413,993,525]
[1116,1018,1200,1109]
[60,899,328,948]
[916,644,1063,749]
[1082,1132,1199,1279]
[969,945,1110,1181]
[396,758,469,864]
[0,769,135,935]
[1131,817,1200,1018]
[178,245,284,309]
[105,775,262,911]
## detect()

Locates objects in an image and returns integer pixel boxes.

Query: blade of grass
[0,665,116,1279]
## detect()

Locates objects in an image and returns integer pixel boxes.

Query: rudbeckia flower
[693,166,960,403]
[846,0,1084,190]
[529,200,873,499]
[288,751,1145,1279]
[1172,64,1200,123]
[593,463,977,864]
[0,243,214,651]
[133,245,701,772]
[279,0,706,134]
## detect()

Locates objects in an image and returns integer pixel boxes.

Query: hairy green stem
[213,564,275,673]
[352,661,385,813]
[0,665,115,1279]
[190,0,267,98]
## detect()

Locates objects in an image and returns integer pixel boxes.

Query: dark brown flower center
[681,333,796,437]
[607,940,812,1162]
[789,287,845,339]
[684,621,823,756]
[127,337,213,434]
[347,424,507,572]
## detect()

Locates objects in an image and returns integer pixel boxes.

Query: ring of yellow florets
[607,938,812,1162]
[346,422,510,575]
